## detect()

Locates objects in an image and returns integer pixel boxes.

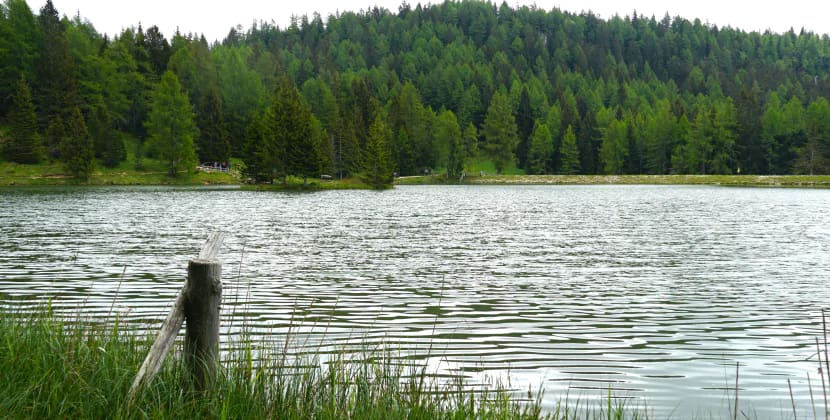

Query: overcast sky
[28,0,830,43]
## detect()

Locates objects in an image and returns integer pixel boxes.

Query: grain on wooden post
[128,289,186,397]
[129,232,226,398]
[184,257,222,391]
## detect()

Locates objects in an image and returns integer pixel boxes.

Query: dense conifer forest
[2,0,830,183]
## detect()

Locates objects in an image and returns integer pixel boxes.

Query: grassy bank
[396,174,830,188]
[0,159,239,186]
[2,305,649,419]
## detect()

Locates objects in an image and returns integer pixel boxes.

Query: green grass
[0,304,653,419]
[397,173,830,188]
[0,157,239,186]
[242,175,377,191]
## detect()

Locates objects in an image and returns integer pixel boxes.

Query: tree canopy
[2,0,830,177]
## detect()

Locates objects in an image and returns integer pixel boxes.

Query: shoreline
[395,174,830,188]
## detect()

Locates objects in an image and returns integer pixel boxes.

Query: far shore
[395,174,830,188]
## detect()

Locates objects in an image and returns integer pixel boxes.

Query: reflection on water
[1,184,830,416]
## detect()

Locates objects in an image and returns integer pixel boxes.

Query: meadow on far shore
[3,157,830,188]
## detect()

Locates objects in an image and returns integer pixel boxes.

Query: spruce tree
[89,106,125,168]
[268,76,318,185]
[3,78,43,164]
[242,112,271,183]
[196,87,230,163]
[60,107,94,180]
[34,0,79,130]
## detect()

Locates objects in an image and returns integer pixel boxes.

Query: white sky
[28,0,830,43]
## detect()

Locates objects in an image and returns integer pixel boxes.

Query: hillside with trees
[2,0,830,184]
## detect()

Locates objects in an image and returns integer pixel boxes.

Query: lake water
[1,184,829,417]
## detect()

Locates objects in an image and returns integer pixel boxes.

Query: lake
[1,184,829,417]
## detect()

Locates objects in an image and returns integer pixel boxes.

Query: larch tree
[483,89,519,174]
[145,71,198,177]
[362,115,393,189]
[526,121,553,174]
[558,125,580,175]
[599,118,629,175]
[434,109,464,178]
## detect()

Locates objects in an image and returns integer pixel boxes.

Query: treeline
[2,0,830,183]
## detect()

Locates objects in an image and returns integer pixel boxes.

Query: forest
[2,0,830,185]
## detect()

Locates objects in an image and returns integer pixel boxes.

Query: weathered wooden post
[184,257,221,390]
[129,232,226,398]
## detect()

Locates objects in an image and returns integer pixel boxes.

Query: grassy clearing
[396,173,830,188]
[0,159,239,186]
[1,304,653,419]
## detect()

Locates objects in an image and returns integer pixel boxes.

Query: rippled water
[1,184,830,417]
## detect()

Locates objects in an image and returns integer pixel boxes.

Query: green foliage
[4,0,830,181]
[144,71,198,176]
[599,117,629,175]
[434,109,464,177]
[796,98,830,175]
[362,115,393,188]
[526,121,553,174]
[389,82,433,175]
[3,77,42,163]
[195,87,230,163]
[559,125,580,175]
[268,76,319,184]
[213,45,266,155]
[483,89,519,174]
[88,106,125,168]
[59,106,94,180]
[33,0,79,130]
[0,0,39,116]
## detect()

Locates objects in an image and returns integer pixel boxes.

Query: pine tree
[559,125,580,174]
[60,107,94,180]
[145,71,198,176]
[362,115,393,189]
[3,78,43,164]
[483,89,519,174]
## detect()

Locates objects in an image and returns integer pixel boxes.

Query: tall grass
[0,302,649,419]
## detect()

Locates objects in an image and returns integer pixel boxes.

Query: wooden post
[129,232,226,398]
[184,258,222,390]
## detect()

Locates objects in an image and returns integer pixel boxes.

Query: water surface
[1,185,829,417]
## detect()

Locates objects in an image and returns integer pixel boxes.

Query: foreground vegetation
[0,304,664,419]
[1,305,578,419]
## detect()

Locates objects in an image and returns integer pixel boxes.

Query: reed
[0,303,646,419]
